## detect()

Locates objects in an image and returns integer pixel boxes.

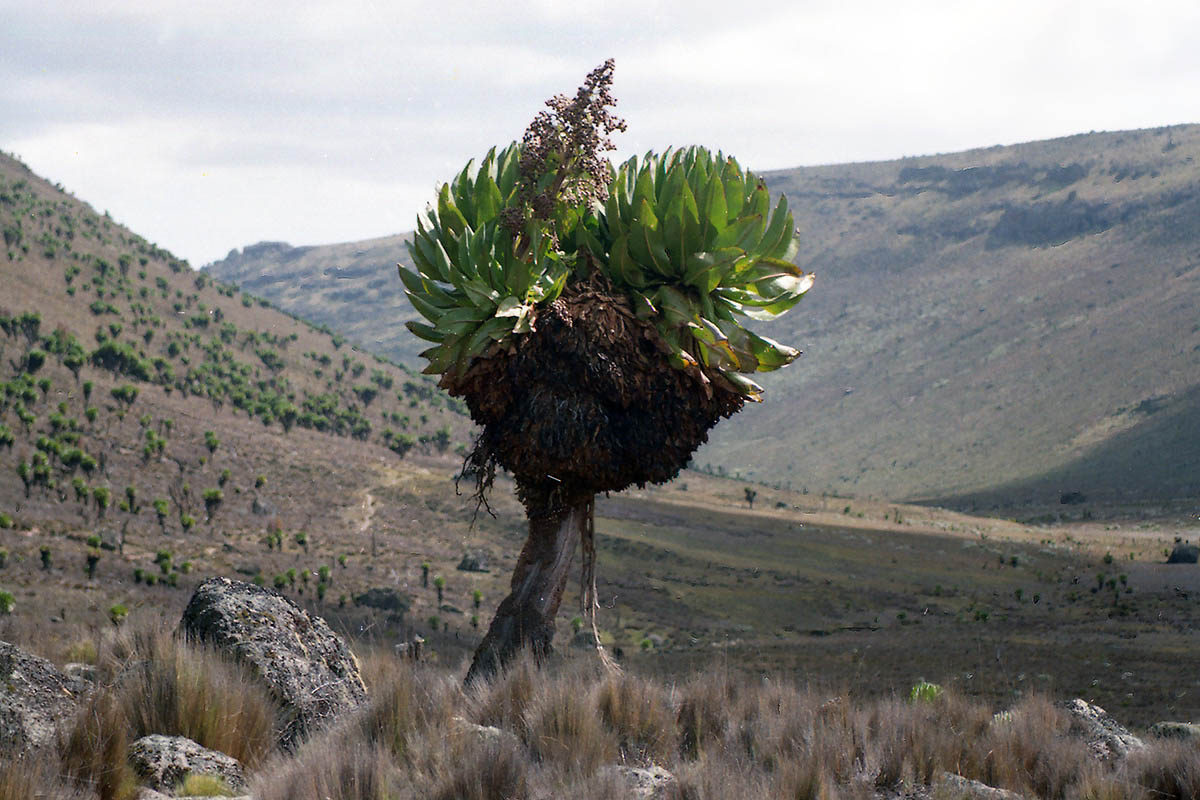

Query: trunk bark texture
[465,495,589,684]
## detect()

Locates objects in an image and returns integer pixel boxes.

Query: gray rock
[456,551,490,572]
[938,772,1027,799]
[353,586,410,613]
[1060,698,1146,761]
[62,661,97,687]
[595,765,677,799]
[1149,721,1200,741]
[136,790,173,800]
[1166,544,1199,564]
[128,734,247,794]
[453,716,521,750]
[179,577,367,749]
[0,640,85,754]
[97,528,121,551]
[250,497,274,516]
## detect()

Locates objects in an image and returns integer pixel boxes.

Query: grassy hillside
[0,149,481,657]
[206,124,1200,507]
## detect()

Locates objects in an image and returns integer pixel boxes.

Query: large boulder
[353,587,410,614]
[0,639,86,754]
[179,577,367,749]
[128,734,248,795]
[1166,543,1199,564]
[456,551,491,572]
[1060,698,1146,761]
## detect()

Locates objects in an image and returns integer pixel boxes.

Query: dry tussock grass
[96,624,278,767]
[595,670,677,765]
[7,634,1200,800]
[59,690,138,800]
[0,756,91,800]
[254,738,394,800]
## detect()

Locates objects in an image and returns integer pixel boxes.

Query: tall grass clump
[0,757,91,800]
[595,671,677,765]
[467,651,541,737]
[96,624,278,767]
[519,665,615,775]
[1120,739,1200,800]
[253,740,395,800]
[354,655,456,762]
[59,691,138,800]
[428,730,530,800]
[676,668,740,759]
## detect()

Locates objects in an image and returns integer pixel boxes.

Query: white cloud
[2,0,1198,265]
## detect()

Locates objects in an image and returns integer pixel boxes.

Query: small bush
[175,774,235,797]
[909,680,943,703]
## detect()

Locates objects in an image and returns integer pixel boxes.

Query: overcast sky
[3,0,1198,267]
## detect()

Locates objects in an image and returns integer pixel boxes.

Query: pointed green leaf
[609,234,648,288]
[405,321,445,343]
[747,330,801,370]
[719,369,764,400]
[654,285,698,327]
[450,161,476,225]
[396,264,429,297]
[494,296,526,317]
[439,183,468,238]
[459,279,500,311]
[755,194,791,259]
[702,169,727,243]
[715,214,763,250]
[723,157,746,218]
[405,291,447,324]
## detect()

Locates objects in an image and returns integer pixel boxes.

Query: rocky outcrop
[179,577,367,749]
[1149,721,1200,741]
[595,765,677,799]
[0,640,85,754]
[128,734,247,795]
[353,587,410,613]
[457,551,490,572]
[1060,698,1146,761]
[938,772,1028,800]
[1166,543,1199,564]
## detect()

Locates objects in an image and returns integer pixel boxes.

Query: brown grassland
[4,620,1200,799]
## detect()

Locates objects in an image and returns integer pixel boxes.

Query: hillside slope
[206,124,1200,506]
[8,150,1200,730]
[0,150,480,648]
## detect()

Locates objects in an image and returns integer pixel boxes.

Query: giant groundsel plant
[400,144,811,400]
[396,60,813,683]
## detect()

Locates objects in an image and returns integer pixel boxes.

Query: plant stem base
[465,495,590,684]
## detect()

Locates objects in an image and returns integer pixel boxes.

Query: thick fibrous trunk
[465,496,589,684]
